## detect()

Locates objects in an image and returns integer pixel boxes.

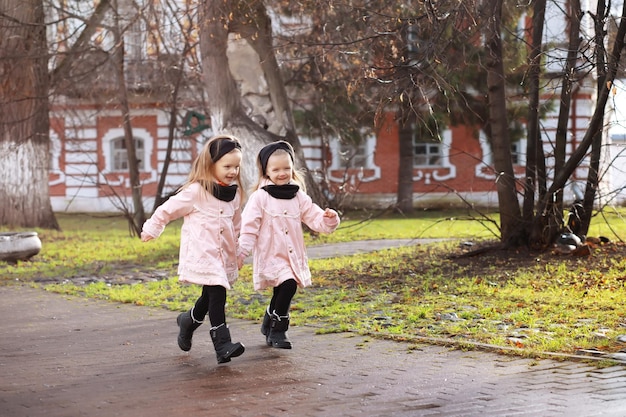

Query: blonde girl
[238,140,340,349]
[142,135,245,364]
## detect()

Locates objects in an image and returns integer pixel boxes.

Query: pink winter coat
[238,181,340,290]
[142,182,241,289]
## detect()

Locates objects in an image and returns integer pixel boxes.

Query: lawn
[3,208,626,363]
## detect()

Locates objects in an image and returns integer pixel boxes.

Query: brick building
[46,1,625,213]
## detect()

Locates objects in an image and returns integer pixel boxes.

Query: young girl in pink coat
[141,135,245,364]
[237,141,340,349]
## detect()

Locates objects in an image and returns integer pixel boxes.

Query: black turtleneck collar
[262,184,299,199]
[212,183,238,202]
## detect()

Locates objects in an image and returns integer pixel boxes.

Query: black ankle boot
[268,312,292,349]
[176,309,203,351]
[260,307,271,341]
[210,323,245,364]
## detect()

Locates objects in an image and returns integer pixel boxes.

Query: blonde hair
[182,135,244,199]
[254,147,306,192]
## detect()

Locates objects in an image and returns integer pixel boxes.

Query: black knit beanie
[209,137,242,163]
[258,141,295,175]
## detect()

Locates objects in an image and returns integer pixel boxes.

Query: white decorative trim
[327,135,381,184]
[49,129,65,186]
[476,130,495,179]
[475,129,526,179]
[413,129,456,184]
[101,128,147,171]
[100,127,157,188]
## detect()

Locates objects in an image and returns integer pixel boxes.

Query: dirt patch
[330,238,626,291]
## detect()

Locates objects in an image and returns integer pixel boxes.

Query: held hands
[237,253,247,270]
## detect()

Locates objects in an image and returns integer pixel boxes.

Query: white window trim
[49,129,65,186]
[475,130,526,180]
[328,135,381,184]
[100,127,156,187]
[413,129,456,183]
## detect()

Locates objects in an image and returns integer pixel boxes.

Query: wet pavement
[2,240,626,416]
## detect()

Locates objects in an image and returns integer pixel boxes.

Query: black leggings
[269,279,298,317]
[192,285,226,327]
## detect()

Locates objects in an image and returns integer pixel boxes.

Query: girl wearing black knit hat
[142,135,245,364]
[237,140,340,349]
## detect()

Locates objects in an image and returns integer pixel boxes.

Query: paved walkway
[2,240,626,416]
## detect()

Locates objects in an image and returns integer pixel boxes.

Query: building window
[411,123,442,167]
[475,130,526,180]
[338,141,368,168]
[111,137,145,171]
[414,142,442,166]
[511,141,520,165]
[327,134,382,183]
[126,19,145,61]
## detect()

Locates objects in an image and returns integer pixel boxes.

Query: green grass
[3,209,626,361]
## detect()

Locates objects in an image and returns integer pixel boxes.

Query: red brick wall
[327,112,506,196]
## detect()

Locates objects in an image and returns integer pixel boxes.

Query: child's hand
[237,253,247,270]
[323,208,337,219]
[140,232,154,242]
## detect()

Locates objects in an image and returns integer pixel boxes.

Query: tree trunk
[238,2,324,204]
[199,0,326,204]
[112,11,145,235]
[397,119,414,214]
[49,0,112,91]
[483,0,523,245]
[533,0,626,241]
[0,0,59,229]
[236,2,295,137]
[523,0,546,229]
[154,54,186,212]
[579,0,609,238]
[199,0,266,189]
[154,93,180,212]
[542,0,582,242]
